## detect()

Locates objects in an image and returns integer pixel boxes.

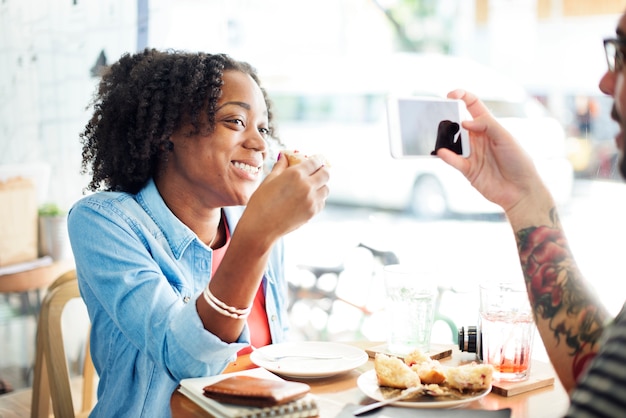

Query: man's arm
[513,207,609,392]
[436,89,612,393]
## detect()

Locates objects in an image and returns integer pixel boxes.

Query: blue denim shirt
[67,178,289,417]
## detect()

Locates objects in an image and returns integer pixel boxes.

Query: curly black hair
[79,48,277,194]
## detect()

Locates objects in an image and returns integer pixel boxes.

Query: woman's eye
[258,127,270,137]
[227,118,245,127]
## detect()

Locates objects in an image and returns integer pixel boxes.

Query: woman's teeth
[234,161,260,174]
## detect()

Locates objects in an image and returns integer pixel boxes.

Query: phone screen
[387,96,470,158]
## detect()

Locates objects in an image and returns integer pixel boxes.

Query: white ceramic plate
[250,341,368,378]
[357,369,491,409]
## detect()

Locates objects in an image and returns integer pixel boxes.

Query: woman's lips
[232,161,262,180]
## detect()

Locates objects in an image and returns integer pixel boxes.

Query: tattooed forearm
[515,208,608,380]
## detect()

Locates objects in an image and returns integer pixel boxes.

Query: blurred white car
[261,53,573,218]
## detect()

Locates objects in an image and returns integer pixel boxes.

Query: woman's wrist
[235,213,281,254]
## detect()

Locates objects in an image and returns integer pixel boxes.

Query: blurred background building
[2,0,626,393]
[1,0,623,209]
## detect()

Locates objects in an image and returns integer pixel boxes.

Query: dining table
[170,341,570,418]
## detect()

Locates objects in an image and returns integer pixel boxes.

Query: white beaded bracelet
[204,286,252,315]
[203,287,251,319]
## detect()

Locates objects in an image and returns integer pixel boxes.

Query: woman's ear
[159,139,174,152]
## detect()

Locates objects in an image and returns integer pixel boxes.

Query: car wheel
[409,175,448,219]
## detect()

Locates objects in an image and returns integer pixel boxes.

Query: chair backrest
[30,269,96,418]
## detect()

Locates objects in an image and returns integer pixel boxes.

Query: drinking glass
[383,264,436,356]
[479,281,535,381]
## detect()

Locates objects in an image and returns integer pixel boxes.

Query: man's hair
[79,48,276,193]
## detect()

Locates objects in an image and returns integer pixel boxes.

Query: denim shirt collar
[136,178,197,260]
[136,178,245,262]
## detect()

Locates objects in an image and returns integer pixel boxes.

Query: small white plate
[250,341,368,379]
[357,369,491,409]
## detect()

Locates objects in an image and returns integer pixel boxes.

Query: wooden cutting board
[365,343,453,361]
[491,360,555,397]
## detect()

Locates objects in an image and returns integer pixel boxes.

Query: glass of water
[383,264,437,356]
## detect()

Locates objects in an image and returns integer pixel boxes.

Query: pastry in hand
[282,149,330,167]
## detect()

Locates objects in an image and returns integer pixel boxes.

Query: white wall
[0,0,136,209]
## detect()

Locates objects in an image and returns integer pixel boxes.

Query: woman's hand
[436,90,554,219]
[241,152,330,242]
[201,153,329,341]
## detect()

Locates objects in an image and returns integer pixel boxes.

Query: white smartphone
[387,96,470,158]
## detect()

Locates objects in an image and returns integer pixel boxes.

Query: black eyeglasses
[604,38,626,72]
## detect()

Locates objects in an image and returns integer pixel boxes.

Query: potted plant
[38,203,71,261]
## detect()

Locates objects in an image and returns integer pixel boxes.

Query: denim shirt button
[270,314,277,322]
[183,296,190,303]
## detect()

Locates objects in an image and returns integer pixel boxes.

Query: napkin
[337,404,511,417]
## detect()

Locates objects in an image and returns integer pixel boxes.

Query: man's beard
[613,106,626,180]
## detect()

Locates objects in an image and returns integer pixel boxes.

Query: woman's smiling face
[165,70,270,208]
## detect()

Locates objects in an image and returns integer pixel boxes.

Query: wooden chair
[30,269,96,418]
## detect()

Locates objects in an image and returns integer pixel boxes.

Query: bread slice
[411,362,446,385]
[404,349,446,385]
[374,353,421,389]
[444,362,494,392]
[373,349,493,393]
[404,349,431,366]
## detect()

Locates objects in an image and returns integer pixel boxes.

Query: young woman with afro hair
[68,48,330,417]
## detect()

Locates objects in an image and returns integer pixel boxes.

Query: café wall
[0,0,138,209]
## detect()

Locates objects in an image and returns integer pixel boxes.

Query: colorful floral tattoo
[516,208,606,380]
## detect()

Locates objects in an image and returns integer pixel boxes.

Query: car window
[272,94,386,123]
[483,99,548,119]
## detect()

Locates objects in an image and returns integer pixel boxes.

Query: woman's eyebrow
[216,101,251,111]
[215,101,268,119]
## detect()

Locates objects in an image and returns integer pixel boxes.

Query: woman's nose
[245,129,268,151]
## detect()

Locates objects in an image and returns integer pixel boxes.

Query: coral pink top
[210,219,271,356]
